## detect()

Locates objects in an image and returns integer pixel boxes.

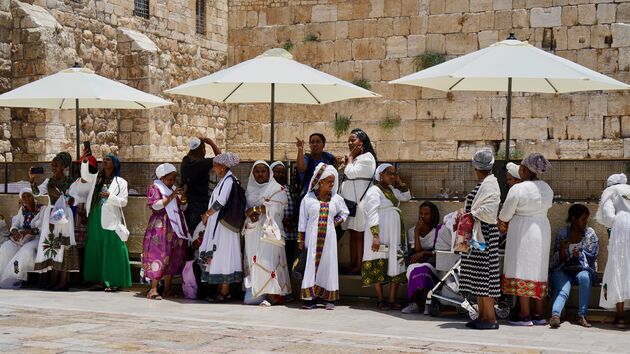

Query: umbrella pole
[75,99,80,160]
[270,83,275,161]
[505,77,512,162]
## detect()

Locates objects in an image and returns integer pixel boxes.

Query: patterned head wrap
[156,163,177,179]
[374,163,393,182]
[106,154,121,176]
[471,149,494,171]
[308,162,339,195]
[607,173,627,187]
[506,162,521,179]
[521,153,551,177]
[19,187,33,199]
[214,152,240,168]
[52,151,72,168]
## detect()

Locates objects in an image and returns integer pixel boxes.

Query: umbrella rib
[223,83,244,102]
[544,78,559,93]
[301,84,321,104]
[448,78,465,91]
[59,98,65,109]
[134,101,147,109]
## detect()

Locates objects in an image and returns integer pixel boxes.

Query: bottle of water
[101,184,109,204]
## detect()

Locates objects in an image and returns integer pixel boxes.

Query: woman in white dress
[243,160,290,306]
[362,163,411,310]
[498,153,553,326]
[340,128,377,274]
[0,188,45,288]
[199,152,243,302]
[298,163,349,310]
[595,173,630,329]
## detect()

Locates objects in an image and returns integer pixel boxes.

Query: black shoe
[471,320,499,330]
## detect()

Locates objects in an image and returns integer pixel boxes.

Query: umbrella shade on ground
[0,64,172,158]
[390,35,630,160]
[165,48,380,160]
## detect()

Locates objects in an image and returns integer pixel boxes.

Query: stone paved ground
[0,289,627,353]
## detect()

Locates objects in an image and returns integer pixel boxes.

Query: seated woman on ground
[549,204,598,328]
[402,201,453,314]
[0,188,45,288]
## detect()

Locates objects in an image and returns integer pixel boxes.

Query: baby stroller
[424,249,514,321]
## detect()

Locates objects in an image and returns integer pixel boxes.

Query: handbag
[292,249,307,280]
[454,213,474,254]
[115,205,130,242]
[342,176,373,217]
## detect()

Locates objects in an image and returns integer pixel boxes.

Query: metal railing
[3,160,628,202]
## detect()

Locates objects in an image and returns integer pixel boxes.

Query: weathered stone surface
[530,7,562,28]
[558,140,588,159]
[311,5,337,23]
[612,23,630,48]
[588,139,623,158]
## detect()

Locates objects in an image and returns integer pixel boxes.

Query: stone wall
[227,0,630,161]
[1,0,229,162]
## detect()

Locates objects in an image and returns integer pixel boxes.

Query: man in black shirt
[181,137,221,230]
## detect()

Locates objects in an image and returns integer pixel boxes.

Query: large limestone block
[456,141,495,160]
[445,0,469,13]
[514,139,559,159]
[118,27,159,53]
[567,116,603,139]
[470,0,493,12]
[612,23,630,48]
[530,7,562,28]
[577,4,596,25]
[13,1,61,29]
[478,30,499,48]
[604,116,621,139]
[493,0,513,11]
[311,5,337,23]
[445,33,478,54]
[509,118,548,140]
[588,139,623,158]
[402,119,435,141]
[407,34,427,56]
[386,36,407,58]
[618,47,630,72]
[567,26,591,49]
[428,14,462,33]
[418,140,458,160]
[597,3,616,24]
[618,3,630,23]
[494,10,512,30]
[562,6,578,26]
[558,139,588,159]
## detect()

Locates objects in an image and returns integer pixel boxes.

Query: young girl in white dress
[298,163,349,310]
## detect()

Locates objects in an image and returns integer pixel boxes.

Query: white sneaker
[402,303,420,314]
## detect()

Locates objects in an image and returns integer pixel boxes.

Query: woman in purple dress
[143,163,190,300]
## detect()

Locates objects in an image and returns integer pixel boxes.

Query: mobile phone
[83,141,92,156]
[30,166,44,175]
[378,244,389,253]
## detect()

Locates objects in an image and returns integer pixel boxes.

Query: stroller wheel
[468,304,479,320]
[494,301,511,320]
[455,306,469,315]
[428,302,440,317]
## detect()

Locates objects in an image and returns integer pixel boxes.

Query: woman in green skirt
[78,151,131,292]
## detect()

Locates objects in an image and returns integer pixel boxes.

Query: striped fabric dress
[459,183,501,298]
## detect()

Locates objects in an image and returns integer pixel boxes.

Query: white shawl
[154,179,190,240]
[470,174,500,247]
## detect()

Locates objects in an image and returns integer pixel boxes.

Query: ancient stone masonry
[228,0,630,161]
[0,0,229,162]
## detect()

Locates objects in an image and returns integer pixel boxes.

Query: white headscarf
[308,163,339,195]
[506,162,520,179]
[607,173,627,187]
[156,163,177,179]
[374,163,393,182]
[246,160,286,208]
[269,161,285,171]
[153,176,190,241]
[19,187,33,199]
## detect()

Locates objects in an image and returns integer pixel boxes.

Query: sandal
[208,293,230,303]
[613,316,626,329]
[377,301,391,311]
[576,316,592,328]
[104,286,119,292]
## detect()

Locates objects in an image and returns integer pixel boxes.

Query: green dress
[83,199,132,288]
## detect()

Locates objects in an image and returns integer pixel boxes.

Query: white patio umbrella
[390,34,630,160]
[166,48,379,160]
[0,63,172,158]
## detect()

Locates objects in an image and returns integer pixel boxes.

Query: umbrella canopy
[390,36,630,159]
[0,65,172,158]
[166,48,380,159]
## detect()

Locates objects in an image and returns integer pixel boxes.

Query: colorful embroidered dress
[142,184,188,280]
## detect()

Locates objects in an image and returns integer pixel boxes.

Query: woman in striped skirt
[459,149,502,330]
